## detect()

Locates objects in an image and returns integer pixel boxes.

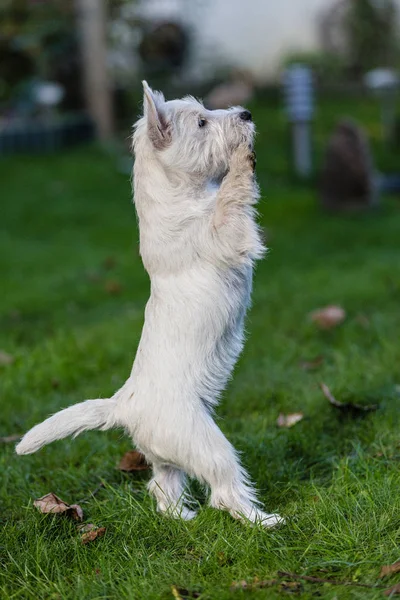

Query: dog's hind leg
[148,463,197,521]
[188,414,283,528]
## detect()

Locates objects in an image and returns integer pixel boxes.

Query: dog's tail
[15,397,119,455]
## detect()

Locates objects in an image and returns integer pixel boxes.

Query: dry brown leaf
[117,450,150,472]
[355,314,370,328]
[277,571,378,589]
[279,581,303,593]
[299,356,324,371]
[104,280,122,295]
[33,493,83,521]
[77,523,96,534]
[277,413,304,428]
[171,586,183,600]
[86,270,101,283]
[310,305,346,329]
[171,586,201,599]
[380,561,400,578]
[230,578,277,591]
[0,351,14,366]
[81,526,106,544]
[384,583,400,596]
[102,256,117,270]
[0,434,20,443]
[320,382,378,415]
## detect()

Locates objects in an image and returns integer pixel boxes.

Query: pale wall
[138,0,400,82]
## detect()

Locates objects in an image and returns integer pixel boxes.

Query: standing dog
[16,82,282,528]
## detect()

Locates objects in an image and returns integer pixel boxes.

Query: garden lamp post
[283,65,314,178]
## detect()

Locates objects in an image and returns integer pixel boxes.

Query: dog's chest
[220,264,253,324]
[150,262,252,340]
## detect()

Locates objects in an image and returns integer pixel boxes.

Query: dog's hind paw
[159,504,197,521]
[256,511,285,529]
[179,507,198,521]
[229,507,285,529]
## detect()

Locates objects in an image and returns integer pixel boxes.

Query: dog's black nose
[239,110,252,121]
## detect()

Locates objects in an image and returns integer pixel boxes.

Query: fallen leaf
[77,523,96,533]
[384,583,400,596]
[102,256,117,270]
[0,351,14,366]
[217,551,232,566]
[279,580,303,593]
[81,526,106,544]
[86,270,101,283]
[299,356,324,371]
[355,314,370,328]
[117,450,150,472]
[277,413,304,428]
[320,383,378,415]
[170,586,201,599]
[310,305,346,329]
[380,561,400,578]
[104,279,122,295]
[171,586,182,600]
[34,493,83,521]
[230,580,249,591]
[230,578,277,591]
[0,434,20,443]
[277,571,378,589]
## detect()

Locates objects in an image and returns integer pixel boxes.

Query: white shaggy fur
[16,82,283,528]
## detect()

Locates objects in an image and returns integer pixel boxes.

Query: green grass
[1,95,400,599]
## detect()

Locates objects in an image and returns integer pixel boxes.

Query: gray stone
[320,119,378,211]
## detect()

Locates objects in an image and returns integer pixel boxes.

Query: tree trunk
[76,0,114,141]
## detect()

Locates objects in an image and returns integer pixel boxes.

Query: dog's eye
[198,117,207,128]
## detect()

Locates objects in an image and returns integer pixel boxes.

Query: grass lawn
[1,95,400,599]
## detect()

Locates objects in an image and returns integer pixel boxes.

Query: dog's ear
[142,81,171,149]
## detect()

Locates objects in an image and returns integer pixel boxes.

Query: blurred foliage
[0,0,80,108]
[286,0,400,85]
[345,0,399,75]
[108,0,191,95]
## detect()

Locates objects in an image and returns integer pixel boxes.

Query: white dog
[16,82,282,528]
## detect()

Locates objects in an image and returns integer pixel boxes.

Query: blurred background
[2,0,400,181]
[2,5,400,596]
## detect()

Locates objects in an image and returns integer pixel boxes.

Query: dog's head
[133,81,255,181]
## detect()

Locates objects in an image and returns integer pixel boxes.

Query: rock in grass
[319,119,378,212]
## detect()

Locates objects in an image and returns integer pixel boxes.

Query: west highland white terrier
[16,82,282,528]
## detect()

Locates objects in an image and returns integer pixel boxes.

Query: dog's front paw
[230,145,257,175]
[249,150,256,172]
